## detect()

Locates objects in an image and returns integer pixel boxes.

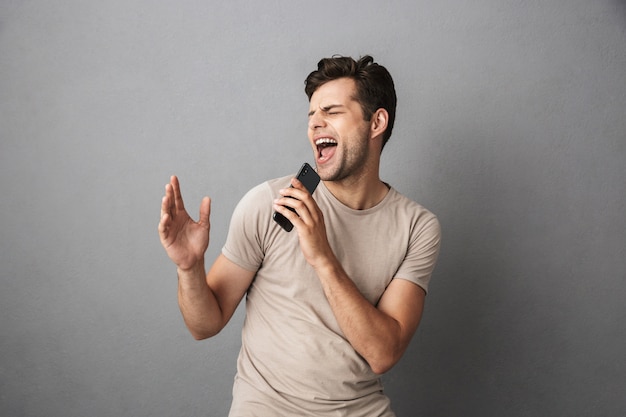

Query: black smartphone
[273,162,321,232]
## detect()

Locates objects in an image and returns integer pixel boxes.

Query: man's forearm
[314,259,405,374]
[177,261,224,340]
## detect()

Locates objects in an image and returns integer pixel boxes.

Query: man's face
[307,78,371,182]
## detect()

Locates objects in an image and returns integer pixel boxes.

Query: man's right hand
[158,175,211,271]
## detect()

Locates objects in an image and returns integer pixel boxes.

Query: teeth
[315,138,337,146]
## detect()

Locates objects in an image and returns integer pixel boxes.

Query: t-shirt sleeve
[222,182,273,272]
[394,212,441,293]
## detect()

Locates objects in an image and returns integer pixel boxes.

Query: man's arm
[177,254,254,340]
[159,176,254,340]
[273,178,435,374]
[312,261,425,374]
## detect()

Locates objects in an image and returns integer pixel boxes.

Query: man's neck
[323,176,390,210]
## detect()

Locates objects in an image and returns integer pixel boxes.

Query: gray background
[1,1,625,416]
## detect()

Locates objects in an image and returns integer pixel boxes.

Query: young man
[158,55,441,416]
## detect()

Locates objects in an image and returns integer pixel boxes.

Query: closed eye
[309,104,345,118]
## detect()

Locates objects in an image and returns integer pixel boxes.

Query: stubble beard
[318,127,370,183]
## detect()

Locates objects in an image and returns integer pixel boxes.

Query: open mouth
[315,138,337,162]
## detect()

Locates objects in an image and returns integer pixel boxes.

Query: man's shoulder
[387,187,437,218]
[240,175,293,201]
[265,174,294,192]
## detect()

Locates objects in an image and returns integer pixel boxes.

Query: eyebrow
[308,104,344,117]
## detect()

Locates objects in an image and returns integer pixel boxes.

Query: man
[158,55,441,416]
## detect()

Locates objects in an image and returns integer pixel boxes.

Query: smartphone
[273,162,321,232]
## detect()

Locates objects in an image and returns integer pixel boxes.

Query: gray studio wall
[1,1,625,416]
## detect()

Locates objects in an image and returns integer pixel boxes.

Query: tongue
[320,145,336,161]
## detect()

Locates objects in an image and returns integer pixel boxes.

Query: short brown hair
[304,55,397,150]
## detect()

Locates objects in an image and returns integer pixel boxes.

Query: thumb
[198,196,211,229]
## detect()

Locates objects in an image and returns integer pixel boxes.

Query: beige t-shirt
[222,175,441,417]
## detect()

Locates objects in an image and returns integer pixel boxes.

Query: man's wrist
[312,255,342,280]
[177,260,206,280]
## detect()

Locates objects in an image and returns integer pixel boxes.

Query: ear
[370,108,389,139]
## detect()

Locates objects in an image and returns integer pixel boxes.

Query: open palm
[158,176,211,271]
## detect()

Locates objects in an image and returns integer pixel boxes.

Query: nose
[308,112,325,130]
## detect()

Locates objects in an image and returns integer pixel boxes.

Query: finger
[160,190,167,219]
[161,185,175,225]
[274,195,298,211]
[275,196,312,225]
[160,194,168,219]
[279,186,308,202]
[290,179,321,218]
[198,196,211,229]
[280,186,315,215]
[158,204,171,240]
[290,177,317,197]
[171,175,186,212]
[273,202,301,226]
[278,188,320,226]
[290,177,305,190]
[162,183,173,215]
